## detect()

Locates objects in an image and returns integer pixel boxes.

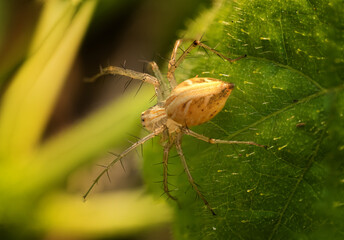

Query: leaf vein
[279,10,289,65]
[268,129,326,239]
[248,56,325,90]
[227,89,326,140]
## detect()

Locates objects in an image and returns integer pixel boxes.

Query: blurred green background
[0,0,210,239]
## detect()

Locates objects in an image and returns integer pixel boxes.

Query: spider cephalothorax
[85,39,266,215]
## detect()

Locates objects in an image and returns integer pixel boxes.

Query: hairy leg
[146,61,171,101]
[175,133,216,215]
[167,39,182,88]
[85,66,165,102]
[83,126,165,199]
[167,39,247,88]
[184,129,267,148]
[162,140,177,201]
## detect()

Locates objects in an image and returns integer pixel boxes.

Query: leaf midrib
[204,54,327,140]
[206,86,343,238]
[208,87,325,139]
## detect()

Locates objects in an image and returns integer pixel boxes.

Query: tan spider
[84,39,266,215]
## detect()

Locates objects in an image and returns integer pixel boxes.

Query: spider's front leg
[83,126,165,200]
[86,66,159,85]
[85,65,165,103]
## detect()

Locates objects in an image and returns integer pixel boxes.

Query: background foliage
[0,0,209,239]
[143,0,344,239]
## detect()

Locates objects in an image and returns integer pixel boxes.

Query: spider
[84,39,266,215]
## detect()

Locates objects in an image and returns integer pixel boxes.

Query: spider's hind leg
[175,133,216,215]
[167,38,246,89]
[184,129,267,148]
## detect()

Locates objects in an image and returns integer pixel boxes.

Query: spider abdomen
[164,78,235,127]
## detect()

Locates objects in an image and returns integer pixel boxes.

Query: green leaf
[143,0,344,239]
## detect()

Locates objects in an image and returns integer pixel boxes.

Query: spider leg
[167,39,247,87]
[163,140,177,201]
[85,66,165,102]
[146,61,171,101]
[175,133,216,215]
[184,129,267,148]
[83,126,164,200]
[167,39,182,88]
[86,66,159,85]
[146,61,164,84]
[196,41,247,63]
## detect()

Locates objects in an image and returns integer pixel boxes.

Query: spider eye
[193,40,200,46]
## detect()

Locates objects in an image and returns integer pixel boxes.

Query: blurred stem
[34,190,172,237]
[0,0,97,160]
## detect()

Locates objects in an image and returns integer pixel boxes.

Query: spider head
[141,105,167,132]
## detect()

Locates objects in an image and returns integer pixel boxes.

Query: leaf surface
[143,0,344,239]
